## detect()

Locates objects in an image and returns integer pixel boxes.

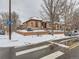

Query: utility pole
[9,0,11,40]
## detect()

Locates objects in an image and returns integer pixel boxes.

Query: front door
[43,22,47,28]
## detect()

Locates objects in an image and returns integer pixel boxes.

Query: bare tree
[11,11,21,31]
[70,8,79,30]
[41,0,67,34]
[41,0,79,34]
[63,0,79,32]
[1,11,21,33]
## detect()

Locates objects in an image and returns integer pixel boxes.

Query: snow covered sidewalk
[0,32,69,47]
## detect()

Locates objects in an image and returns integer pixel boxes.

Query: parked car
[72,30,79,36]
[64,31,72,36]
[27,28,33,31]
[0,29,5,35]
[64,30,79,36]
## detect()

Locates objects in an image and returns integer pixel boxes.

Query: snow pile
[54,30,64,32]
[17,30,46,32]
[17,30,28,32]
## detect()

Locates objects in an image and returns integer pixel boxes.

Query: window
[35,21,38,27]
[31,22,33,27]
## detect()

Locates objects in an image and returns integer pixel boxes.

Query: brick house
[20,17,64,30]
[23,18,42,30]
[22,17,51,30]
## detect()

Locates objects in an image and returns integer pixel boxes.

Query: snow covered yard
[12,32,67,43]
[0,32,69,47]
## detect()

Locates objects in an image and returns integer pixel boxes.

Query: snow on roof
[29,17,42,21]
[21,17,43,23]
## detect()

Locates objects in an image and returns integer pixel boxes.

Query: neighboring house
[20,17,65,30]
[17,25,24,30]
[22,17,51,30]
[23,18,42,30]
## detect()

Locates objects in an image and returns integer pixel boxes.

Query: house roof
[23,17,65,24]
[23,17,43,24]
[29,17,42,21]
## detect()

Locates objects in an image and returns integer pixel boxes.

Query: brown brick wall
[24,20,42,29]
[17,31,64,36]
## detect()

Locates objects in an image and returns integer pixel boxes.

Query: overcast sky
[0,0,42,22]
